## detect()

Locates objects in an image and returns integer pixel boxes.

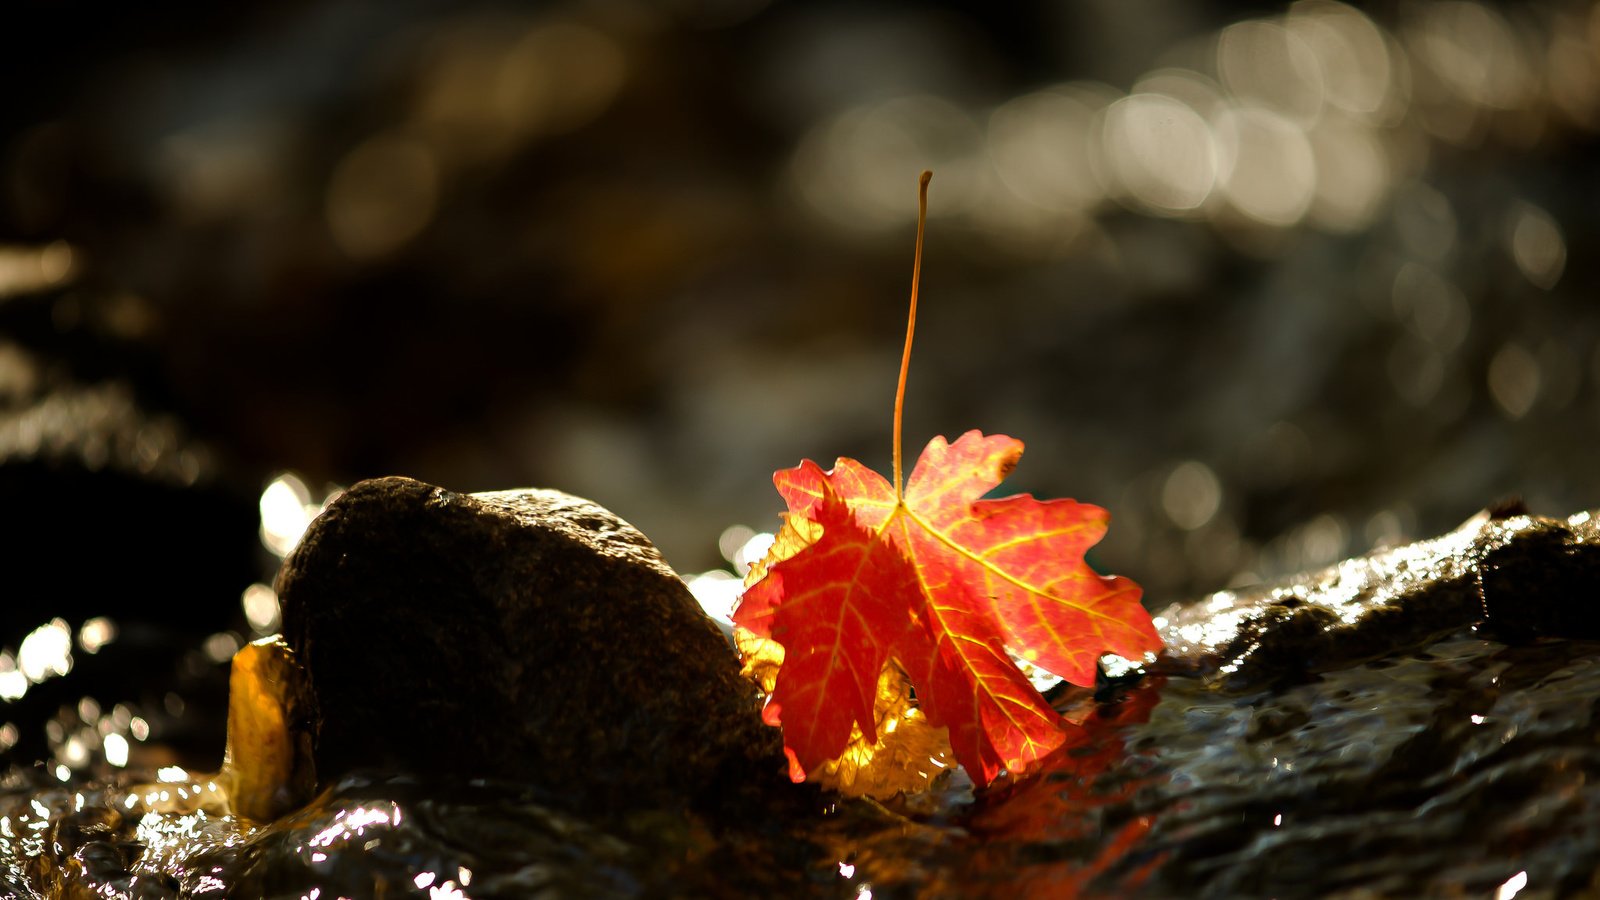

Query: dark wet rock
[1154,506,1600,690]
[276,476,784,814]
[0,340,257,769]
[883,508,1600,896]
[1477,510,1600,640]
[0,342,256,637]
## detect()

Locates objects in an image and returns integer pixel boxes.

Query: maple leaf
[734,471,916,776]
[733,171,1161,790]
[738,433,1155,785]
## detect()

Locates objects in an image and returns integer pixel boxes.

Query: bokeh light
[1507,204,1567,290]
[18,619,72,684]
[987,85,1108,229]
[1,0,1598,637]
[1217,19,1326,123]
[792,95,986,231]
[1213,105,1317,226]
[242,583,282,635]
[1100,93,1217,215]
[259,473,339,559]
[0,242,74,300]
[326,135,440,260]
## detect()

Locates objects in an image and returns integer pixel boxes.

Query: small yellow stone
[219,636,316,822]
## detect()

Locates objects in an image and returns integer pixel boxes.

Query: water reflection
[0,630,1595,895]
[242,583,283,635]
[988,88,1104,216]
[1217,19,1326,123]
[1488,342,1541,420]
[1,0,1583,610]
[787,0,1571,242]
[768,3,1600,607]
[1214,105,1316,226]
[1101,93,1217,214]
[326,135,440,260]
[3,0,1600,893]
[407,18,627,165]
[1409,2,1534,116]
[260,473,341,559]
[791,95,986,231]
[0,241,75,300]
[1291,1,1399,120]
[0,657,23,702]
[1161,461,1222,531]
[77,617,117,654]
[17,618,72,685]
[103,733,129,768]
[685,524,775,625]
[1507,203,1567,289]
[1306,112,1389,230]
[203,632,243,665]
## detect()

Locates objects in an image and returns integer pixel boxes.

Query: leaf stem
[893,170,932,501]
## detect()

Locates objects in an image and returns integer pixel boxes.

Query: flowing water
[3,629,1597,898]
[5,509,1600,896]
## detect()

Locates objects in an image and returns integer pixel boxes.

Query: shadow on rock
[275,476,787,817]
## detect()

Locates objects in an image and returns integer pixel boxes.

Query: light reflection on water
[17,618,72,684]
[260,474,343,559]
[7,0,1597,875]
[790,0,1586,240]
[30,495,1594,895]
[0,617,109,706]
[0,241,75,300]
[0,628,1596,895]
[775,0,1592,611]
[685,524,777,626]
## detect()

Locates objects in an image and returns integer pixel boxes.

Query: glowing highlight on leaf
[734,171,1161,791]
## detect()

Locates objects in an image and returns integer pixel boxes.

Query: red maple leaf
[734,172,1161,788]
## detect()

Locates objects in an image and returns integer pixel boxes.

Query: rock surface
[276,476,783,812]
[1153,503,1600,689]
[0,339,257,771]
[0,340,257,643]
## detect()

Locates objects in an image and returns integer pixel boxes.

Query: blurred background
[2,0,1599,656]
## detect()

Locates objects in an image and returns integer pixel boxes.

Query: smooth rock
[276,476,783,812]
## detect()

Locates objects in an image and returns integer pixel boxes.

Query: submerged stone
[275,476,783,813]
[1154,504,1600,690]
